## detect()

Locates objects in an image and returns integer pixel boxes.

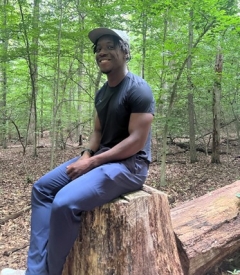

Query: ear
[125,50,129,60]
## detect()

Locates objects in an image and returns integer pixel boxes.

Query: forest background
[1,0,240,274]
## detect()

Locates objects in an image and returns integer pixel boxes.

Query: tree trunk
[159,20,215,186]
[141,9,147,79]
[187,9,197,163]
[18,0,40,156]
[171,180,240,275]
[188,93,197,162]
[211,49,223,163]
[75,0,85,142]
[63,185,184,275]
[50,0,63,168]
[0,0,9,149]
[30,0,40,156]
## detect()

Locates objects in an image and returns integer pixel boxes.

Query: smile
[99,59,110,63]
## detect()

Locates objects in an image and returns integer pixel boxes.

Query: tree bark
[188,93,197,162]
[171,180,240,275]
[62,185,184,275]
[50,0,63,168]
[187,9,197,163]
[0,0,9,149]
[211,49,223,163]
[17,0,39,156]
[159,20,215,187]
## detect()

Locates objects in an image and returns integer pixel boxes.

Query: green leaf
[236,193,240,198]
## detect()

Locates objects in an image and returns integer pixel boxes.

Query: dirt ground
[0,140,240,274]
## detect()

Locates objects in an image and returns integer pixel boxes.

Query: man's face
[95,35,126,75]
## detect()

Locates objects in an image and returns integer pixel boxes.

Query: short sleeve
[128,82,155,114]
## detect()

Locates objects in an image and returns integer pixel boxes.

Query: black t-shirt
[95,72,155,162]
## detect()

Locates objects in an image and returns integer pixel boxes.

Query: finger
[66,170,71,177]
[66,168,75,178]
[66,165,73,174]
[72,170,83,180]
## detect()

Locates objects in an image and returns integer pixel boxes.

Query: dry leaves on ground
[0,142,240,274]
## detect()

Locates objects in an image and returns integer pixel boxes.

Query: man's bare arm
[67,112,153,179]
[81,113,102,158]
[91,112,153,166]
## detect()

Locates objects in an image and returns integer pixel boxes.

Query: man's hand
[66,155,94,180]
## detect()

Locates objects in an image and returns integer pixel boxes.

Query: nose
[98,48,108,56]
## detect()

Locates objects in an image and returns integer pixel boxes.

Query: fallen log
[62,185,183,275]
[171,180,240,275]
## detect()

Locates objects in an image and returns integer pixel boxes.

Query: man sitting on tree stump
[1,27,155,275]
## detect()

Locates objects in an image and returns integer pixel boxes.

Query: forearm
[85,113,153,168]
[90,113,153,166]
[82,130,101,157]
[91,133,143,166]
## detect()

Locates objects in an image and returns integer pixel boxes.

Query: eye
[107,45,114,50]
[95,47,101,53]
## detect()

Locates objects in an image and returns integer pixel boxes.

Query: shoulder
[125,72,151,90]
[124,72,153,101]
[124,72,155,114]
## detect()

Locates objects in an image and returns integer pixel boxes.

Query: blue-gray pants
[26,154,148,275]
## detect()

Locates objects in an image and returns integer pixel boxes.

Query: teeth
[100,60,109,63]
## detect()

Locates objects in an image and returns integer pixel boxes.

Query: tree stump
[171,180,240,275]
[62,185,183,275]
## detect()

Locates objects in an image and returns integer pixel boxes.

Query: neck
[107,67,128,87]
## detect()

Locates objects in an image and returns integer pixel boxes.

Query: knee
[32,177,44,192]
[51,196,71,215]
[31,177,52,204]
[51,193,81,221]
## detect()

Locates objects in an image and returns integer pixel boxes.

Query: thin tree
[50,0,63,169]
[211,48,223,163]
[0,0,9,148]
[187,8,197,163]
[18,0,40,156]
[160,20,215,186]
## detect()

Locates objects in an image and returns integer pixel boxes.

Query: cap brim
[88,28,125,44]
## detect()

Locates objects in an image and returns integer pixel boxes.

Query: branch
[0,205,31,225]
[3,243,29,256]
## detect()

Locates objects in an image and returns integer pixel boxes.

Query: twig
[0,205,31,225]
[3,243,29,256]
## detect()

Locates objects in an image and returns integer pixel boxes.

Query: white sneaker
[0,269,25,275]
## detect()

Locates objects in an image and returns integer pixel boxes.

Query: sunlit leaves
[1,0,240,143]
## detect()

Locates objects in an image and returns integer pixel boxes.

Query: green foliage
[1,0,240,149]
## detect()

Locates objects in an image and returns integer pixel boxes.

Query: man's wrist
[80,148,95,157]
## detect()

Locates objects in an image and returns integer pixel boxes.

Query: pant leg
[47,157,148,275]
[26,157,79,275]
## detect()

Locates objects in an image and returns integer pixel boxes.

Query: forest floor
[0,138,240,274]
